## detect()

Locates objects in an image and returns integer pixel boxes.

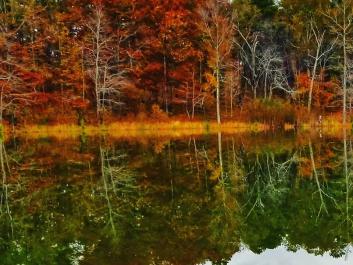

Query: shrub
[243,98,297,127]
[150,104,168,121]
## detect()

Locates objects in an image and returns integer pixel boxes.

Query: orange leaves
[71,98,90,110]
[32,93,51,105]
[144,62,163,73]
[298,143,338,179]
[295,73,310,93]
[294,71,339,110]
[203,72,217,91]
[20,71,46,87]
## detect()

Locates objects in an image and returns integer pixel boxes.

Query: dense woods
[0,0,353,125]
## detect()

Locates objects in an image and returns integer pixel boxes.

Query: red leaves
[20,71,46,88]
[144,62,163,73]
[296,73,310,90]
[71,98,90,110]
[295,71,339,110]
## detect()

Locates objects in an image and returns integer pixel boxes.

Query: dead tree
[307,20,336,112]
[85,3,129,121]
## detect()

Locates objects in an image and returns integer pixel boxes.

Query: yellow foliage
[209,167,222,181]
[203,72,217,91]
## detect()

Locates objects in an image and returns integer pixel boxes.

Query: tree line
[0,0,353,125]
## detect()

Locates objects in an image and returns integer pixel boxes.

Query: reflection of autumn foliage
[12,138,94,192]
[297,142,338,179]
[0,135,353,264]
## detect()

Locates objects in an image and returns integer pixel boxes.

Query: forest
[0,0,353,127]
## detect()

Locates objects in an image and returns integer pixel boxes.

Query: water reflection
[0,132,351,264]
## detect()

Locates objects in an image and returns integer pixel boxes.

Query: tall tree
[84,2,128,121]
[307,20,335,112]
[199,0,233,124]
[323,0,353,124]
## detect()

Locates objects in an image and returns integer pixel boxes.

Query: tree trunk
[163,53,168,114]
[343,28,347,125]
[308,55,319,112]
[216,67,221,124]
[230,72,233,118]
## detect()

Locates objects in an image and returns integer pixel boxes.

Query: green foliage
[251,0,278,17]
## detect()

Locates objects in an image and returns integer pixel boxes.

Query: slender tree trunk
[230,72,233,118]
[343,30,348,125]
[252,48,257,99]
[0,87,3,122]
[82,48,85,99]
[218,131,223,175]
[95,26,101,119]
[308,55,319,112]
[100,144,116,236]
[342,1,348,125]
[309,140,327,215]
[343,128,349,223]
[192,70,195,119]
[163,53,168,114]
[216,67,221,124]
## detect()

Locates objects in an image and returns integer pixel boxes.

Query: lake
[0,131,352,265]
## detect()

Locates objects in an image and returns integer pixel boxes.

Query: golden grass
[11,121,271,140]
[7,115,352,140]
[300,115,352,136]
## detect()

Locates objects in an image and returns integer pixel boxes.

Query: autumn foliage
[0,0,349,126]
[294,72,339,111]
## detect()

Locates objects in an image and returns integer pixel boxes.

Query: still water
[0,132,352,264]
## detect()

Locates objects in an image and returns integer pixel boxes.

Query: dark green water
[0,132,352,265]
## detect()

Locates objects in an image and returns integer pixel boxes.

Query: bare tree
[347,58,353,113]
[307,20,336,112]
[234,30,260,99]
[224,61,241,118]
[99,140,137,237]
[85,3,129,121]
[198,0,233,124]
[258,46,293,98]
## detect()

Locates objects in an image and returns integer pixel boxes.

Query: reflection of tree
[238,138,353,259]
[99,139,137,238]
[0,136,353,264]
[237,148,297,253]
[242,151,295,218]
[0,138,141,265]
[308,140,337,218]
[0,139,14,235]
[342,129,352,261]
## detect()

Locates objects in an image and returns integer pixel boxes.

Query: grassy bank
[11,121,270,139]
[4,114,352,140]
[301,115,352,136]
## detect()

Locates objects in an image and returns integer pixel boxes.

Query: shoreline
[2,118,350,139]
[10,121,270,139]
